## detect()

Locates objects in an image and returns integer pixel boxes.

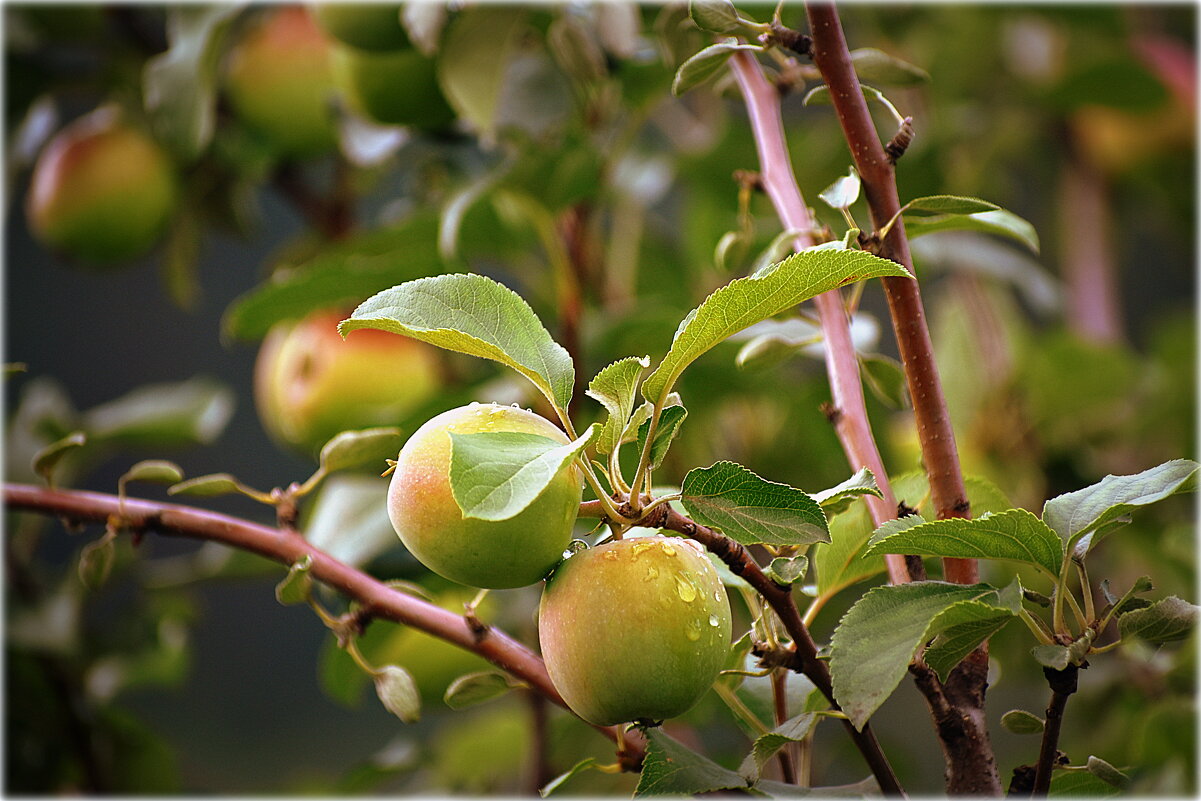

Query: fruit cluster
[386,401,732,727]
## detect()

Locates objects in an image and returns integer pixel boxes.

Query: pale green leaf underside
[642,249,912,406]
[1000,709,1045,735]
[811,467,884,515]
[672,42,763,96]
[443,669,525,710]
[739,713,819,782]
[342,274,575,410]
[436,8,526,140]
[682,461,829,547]
[1042,459,1199,552]
[1117,596,1198,643]
[690,0,743,34]
[905,209,1040,254]
[904,195,1000,216]
[449,426,595,521]
[121,459,185,486]
[541,757,601,797]
[375,664,421,723]
[319,427,403,474]
[865,508,1063,578]
[635,404,688,472]
[586,356,649,455]
[829,581,1013,729]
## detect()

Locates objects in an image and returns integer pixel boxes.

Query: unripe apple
[538,536,732,726]
[331,45,456,130]
[254,311,442,455]
[223,6,339,158]
[26,106,178,265]
[312,3,409,52]
[387,403,582,589]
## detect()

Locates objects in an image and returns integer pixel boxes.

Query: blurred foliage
[4,1,1194,796]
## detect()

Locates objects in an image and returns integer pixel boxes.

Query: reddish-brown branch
[728,50,911,587]
[803,4,975,585]
[803,5,999,793]
[4,482,640,764]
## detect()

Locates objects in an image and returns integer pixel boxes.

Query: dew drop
[644,565,660,581]
[685,619,702,641]
[630,542,653,560]
[602,550,618,561]
[675,573,697,603]
[708,614,720,627]
[660,541,676,557]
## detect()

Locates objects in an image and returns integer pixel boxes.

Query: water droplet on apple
[708,614,719,627]
[660,541,676,556]
[685,619,702,641]
[675,573,697,602]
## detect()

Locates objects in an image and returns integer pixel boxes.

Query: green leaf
[635,728,748,796]
[374,664,420,723]
[319,427,404,474]
[540,757,601,797]
[689,0,743,34]
[643,249,912,406]
[275,555,314,606]
[1042,459,1199,555]
[586,356,650,455]
[682,461,829,547]
[1118,596,1198,643]
[222,216,444,342]
[547,16,606,85]
[342,274,575,411]
[1000,709,1045,735]
[1102,575,1154,617]
[849,47,930,86]
[829,581,1015,729]
[765,556,808,586]
[819,168,861,210]
[443,670,526,710]
[78,531,117,590]
[739,713,819,782]
[82,377,233,448]
[811,468,884,515]
[304,475,396,569]
[859,353,909,409]
[904,209,1040,255]
[923,600,1017,681]
[162,207,201,310]
[1085,756,1131,790]
[635,404,688,472]
[672,42,763,96]
[903,195,1000,216]
[1048,768,1122,797]
[33,431,86,486]
[437,8,527,142]
[167,473,261,500]
[121,460,185,486]
[448,425,595,521]
[1030,644,1072,671]
[865,508,1063,578]
[142,5,238,160]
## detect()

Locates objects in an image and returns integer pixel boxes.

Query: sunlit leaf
[443,670,527,710]
[343,274,575,411]
[682,461,829,547]
[449,425,595,521]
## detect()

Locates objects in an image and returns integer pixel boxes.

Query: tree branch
[802,5,999,793]
[727,50,911,587]
[4,482,641,766]
[803,3,974,583]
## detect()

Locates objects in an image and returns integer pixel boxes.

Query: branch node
[733,169,763,192]
[885,117,915,164]
[819,402,843,424]
[764,21,813,58]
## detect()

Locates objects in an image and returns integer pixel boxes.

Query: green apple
[223,6,339,158]
[387,403,581,589]
[312,3,409,52]
[538,536,732,726]
[331,45,456,130]
[254,310,442,456]
[25,106,178,265]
